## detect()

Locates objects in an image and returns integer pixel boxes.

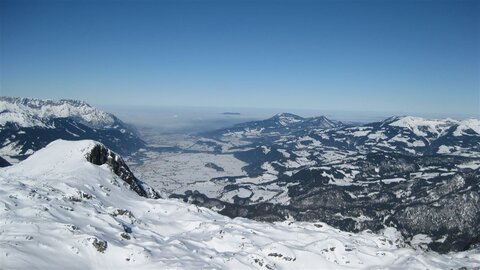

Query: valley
[124,112,480,253]
[1,98,479,268]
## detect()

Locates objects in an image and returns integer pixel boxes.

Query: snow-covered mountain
[154,114,480,252]
[0,97,117,128]
[202,113,342,140]
[0,97,145,163]
[305,115,480,156]
[200,113,480,156]
[1,139,478,269]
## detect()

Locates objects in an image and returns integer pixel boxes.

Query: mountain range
[1,139,478,269]
[175,112,480,253]
[0,97,145,164]
[1,97,479,257]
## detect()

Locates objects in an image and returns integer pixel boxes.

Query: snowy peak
[0,97,145,163]
[387,116,458,138]
[268,113,340,129]
[269,113,304,126]
[3,139,101,176]
[205,113,342,140]
[306,115,339,129]
[4,139,158,198]
[86,143,159,199]
[1,140,479,269]
[453,118,480,136]
[0,96,117,128]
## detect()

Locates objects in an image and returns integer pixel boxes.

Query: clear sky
[1,0,479,117]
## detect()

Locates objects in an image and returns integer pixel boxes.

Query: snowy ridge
[1,140,479,269]
[0,97,117,128]
[454,118,480,136]
[388,116,458,138]
[205,113,341,140]
[0,97,144,164]
[271,113,304,126]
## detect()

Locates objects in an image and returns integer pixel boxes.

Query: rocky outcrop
[0,157,11,167]
[86,143,159,199]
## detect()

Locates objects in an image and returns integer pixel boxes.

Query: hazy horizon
[99,103,478,134]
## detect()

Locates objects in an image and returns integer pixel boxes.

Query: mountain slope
[158,115,480,252]
[0,97,117,128]
[0,97,145,163]
[202,113,342,140]
[1,140,478,269]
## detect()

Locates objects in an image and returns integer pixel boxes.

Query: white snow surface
[453,118,480,136]
[0,97,116,128]
[274,113,303,126]
[1,140,479,269]
[389,116,457,138]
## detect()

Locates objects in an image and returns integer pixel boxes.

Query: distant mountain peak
[0,96,144,163]
[0,96,117,129]
[454,118,480,136]
[269,113,304,126]
[270,112,304,120]
[387,116,459,138]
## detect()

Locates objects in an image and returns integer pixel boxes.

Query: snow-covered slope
[0,97,117,128]
[388,116,457,138]
[202,113,342,140]
[0,97,144,163]
[156,114,480,253]
[453,118,480,136]
[1,140,478,269]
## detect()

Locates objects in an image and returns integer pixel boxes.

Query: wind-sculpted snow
[1,140,479,269]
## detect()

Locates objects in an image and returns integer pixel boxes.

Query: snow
[221,187,253,201]
[351,129,370,137]
[457,160,480,170]
[277,148,291,158]
[389,116,456,138]
[411,234,433,247]
[274,113,303,126]
[130,150,247,197]
[0,109,47,128]
[367,131,388,140]
[1,140,479,269]
[453,118,480,136]
[0,97,116,128]
[437,145,453,154]
[381,178,406,184]
[0,141,23,164]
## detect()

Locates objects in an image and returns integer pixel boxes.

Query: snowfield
[389,116,456,138]
[1,140,479,269]
[0,97,117,128]
[131,150,247,197]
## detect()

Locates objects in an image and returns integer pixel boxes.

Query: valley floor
[1,140,479,269]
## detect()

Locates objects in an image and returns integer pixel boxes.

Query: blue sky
[1,0,479,117]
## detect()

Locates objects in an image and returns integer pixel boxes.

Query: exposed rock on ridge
[86,143,159,199]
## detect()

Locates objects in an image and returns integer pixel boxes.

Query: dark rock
[86,143,160,199]
[0,157,11,167]
[205,162,224,172]
[91,238,108,253]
